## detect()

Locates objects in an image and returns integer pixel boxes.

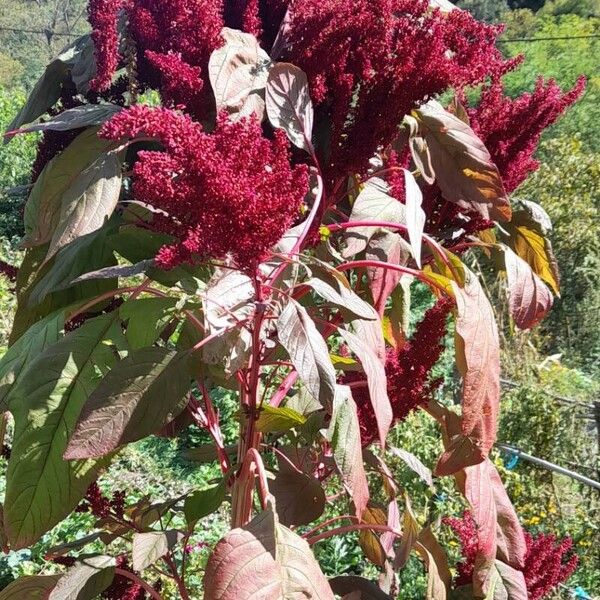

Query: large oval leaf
[209,28,271,120]
[204,506,334,599]
[266,62,314,154]
[4,313,123,549]
[504,245,553,330]
[49,555,115,600]
[22,128,115,249]
[64,347,193,459]
[414,101,510,222]
[0,575,61,600]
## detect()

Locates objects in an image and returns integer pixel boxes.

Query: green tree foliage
[501,11,600,150]
[517,136,600,372]
[0,89,38,242]
[0,0,88,88]
[455,0,509,22]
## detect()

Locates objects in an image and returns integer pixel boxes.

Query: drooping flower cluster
[468,77,586,193]
[524,531,579,600]
[100,105,309,272]
[445,511,579,598]
[88,0,124,91]
[279,0,517,177]
[0,260,18,283]
[349,298,452,446]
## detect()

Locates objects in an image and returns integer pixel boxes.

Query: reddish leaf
[204,506,334,599]
[358,505,388,567]
[464,461,497,561]
[340,327,392,448]
[415,100,511,222]
[452,269,500,463]
[266,62,314,154]
[504,246,553,330]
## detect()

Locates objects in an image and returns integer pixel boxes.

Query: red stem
[306,523,402,546]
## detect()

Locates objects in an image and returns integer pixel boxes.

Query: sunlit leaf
[404,169,426,267]
[209,28,271,120]
[266,62,314,153]
[184,480,227,527]
[49,555,115,600]
[503,245,553,330]
[256,404,307,433]
[0,576,61,600]
[359,505,388,567]
[277,299,336,408]
[132,530,184,572]
[414,101,510,222]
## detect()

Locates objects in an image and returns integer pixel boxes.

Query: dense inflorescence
[76,481,127,519]
[101,556,146,600]
[468,77,586,193]
[279,0,516,178]
[446,511,579,597]
[101,106,309,272]
[524,531,579,600]
[349,298,452,446]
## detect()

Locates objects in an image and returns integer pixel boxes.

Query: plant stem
[164,554,191,600]
[114,569,162,600]
[306,523,402,546]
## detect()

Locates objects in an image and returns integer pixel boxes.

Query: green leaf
[4,313,123,549]
[4,35,96,141]
[327,385,369,518]
[120,297,179,349]
[0,310,64,410]
[132,530,184,572]
[65,347,193,459]
[28,223,118,307]
[277,299,336,408]
[184,479,227,527]
[46,151,123,261]
[22,128,116,249]
[0,576,61,600]
[49,555,115,600]
[266,62,314,153]
[256,405,307,433]
[15,104,122,135]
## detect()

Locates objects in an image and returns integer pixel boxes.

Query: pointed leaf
[13,104,122,135]
[340,327,392,448]
[65,347,192,459]
[404,169,426,268]
[305,276,377,321]
[5,35,96,140]
[493,561,528,600]
[22,128,115,248]
[0,309,64,410]
[209,28,271,120]
[414,101,510,222]
[327,385,369,517]
[266,62,314,153]
[4,313,122,549]
[389,447,433,488]
[132,530,184,572]
[404,115,435,185]
[438,269,500,474]
[46,151,122,260]
[359,505,388,567]
[503,245,553,330]
[343,178,406,257]
[256,405,307,433]
[49,555,115,600]
[204,506,334,599]
[184,479,227,527]
[0,576,61,600]
[277,299,336,408]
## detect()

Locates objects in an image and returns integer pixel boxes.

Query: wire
[499,34,600,43]
[0,25,86,38]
